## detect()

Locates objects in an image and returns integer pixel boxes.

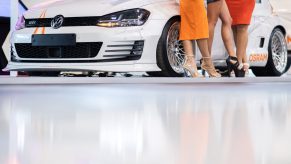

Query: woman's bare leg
[232,26,238,47]
[207,1,222,54]
[197,39,221,77]
[234,25,249,66]
[219,0,235,57]
[196,39,211,58]
[183,40,196,65]
[182,40,201,77]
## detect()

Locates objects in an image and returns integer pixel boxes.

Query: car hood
[269,0,291,45]
[24,0,170,18]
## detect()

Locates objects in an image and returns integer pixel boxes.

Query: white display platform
[1,77,291,85]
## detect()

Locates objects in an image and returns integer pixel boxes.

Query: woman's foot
[243,63,249,71]
[201,57,221,77]
[183,55,202,78]
[243,62,250,76]
[226,56,246,77]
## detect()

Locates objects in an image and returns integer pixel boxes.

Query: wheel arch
[169,15,181,21]
[155,16,180,69]
[152,16,184,77]
[274,25,286,36]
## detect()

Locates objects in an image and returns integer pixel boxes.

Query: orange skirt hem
[179,36,209,41]
[179,0,209,41]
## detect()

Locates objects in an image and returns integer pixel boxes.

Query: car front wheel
[148,17,185,77]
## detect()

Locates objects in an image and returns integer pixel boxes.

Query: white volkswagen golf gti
[5,0,290,76]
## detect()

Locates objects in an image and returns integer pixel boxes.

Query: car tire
[286,53,291,73]
[27,71,60,77]
[252,28,289,77]
[154,17,185,77]
[0,50,8,70]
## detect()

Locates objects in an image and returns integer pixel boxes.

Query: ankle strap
[238,63,244,70]
[185,55,194,60]
[229,56,238,60]
[243,63,250,66]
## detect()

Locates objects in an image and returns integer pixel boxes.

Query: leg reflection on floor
[0,83,291,164]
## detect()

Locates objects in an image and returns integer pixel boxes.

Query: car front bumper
[6,19,167,72]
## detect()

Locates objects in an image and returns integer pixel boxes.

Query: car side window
[256,0,262,3]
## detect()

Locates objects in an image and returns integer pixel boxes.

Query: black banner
[0,17,10,70]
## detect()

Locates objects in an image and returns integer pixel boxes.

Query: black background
[0,17,10,70]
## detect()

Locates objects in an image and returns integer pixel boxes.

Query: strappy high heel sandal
[183,55,202,78]
[226,56,237,77]
[226,56,246,77]
[200,57,221,77]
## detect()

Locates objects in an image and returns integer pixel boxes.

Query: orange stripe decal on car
[41,11,47,34]
[33,12,43,34]
[33,27,39,34]
[33,10,46,34]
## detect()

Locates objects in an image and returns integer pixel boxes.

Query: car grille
[25,17,100,27]
[14,42,103,59]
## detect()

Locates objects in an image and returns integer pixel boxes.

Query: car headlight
[15,15,25,30]
[97,8,150,27]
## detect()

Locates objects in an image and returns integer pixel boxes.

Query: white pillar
[10,0,18,30]
[10,0,18,77]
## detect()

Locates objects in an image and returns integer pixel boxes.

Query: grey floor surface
[0,77,291,164]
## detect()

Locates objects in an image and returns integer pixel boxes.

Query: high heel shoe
[183,55,202,78]
[226,56,246,77]
[226,56,236,77]
[200,57,221,77]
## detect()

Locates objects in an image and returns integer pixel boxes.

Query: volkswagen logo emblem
[51,15,64,29]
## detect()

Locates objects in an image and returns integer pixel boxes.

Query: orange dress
[179,0,209,40]
[225,0,255,25]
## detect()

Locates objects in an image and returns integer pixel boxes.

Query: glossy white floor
[0,77,291,164]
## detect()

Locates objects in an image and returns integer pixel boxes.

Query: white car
[4,0,290,76]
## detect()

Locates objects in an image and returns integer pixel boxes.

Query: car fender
[248,13,286,67]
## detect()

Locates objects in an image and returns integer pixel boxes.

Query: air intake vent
[15,42,103,59]
[259,38,265,48]
[104,41,144,60]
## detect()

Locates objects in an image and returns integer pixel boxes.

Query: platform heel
[226,56,246,77]
[183,55,203,78]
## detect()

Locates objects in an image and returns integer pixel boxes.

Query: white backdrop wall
[0,0,10,17]
[0,0,26,17]
[269,0,291,49]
